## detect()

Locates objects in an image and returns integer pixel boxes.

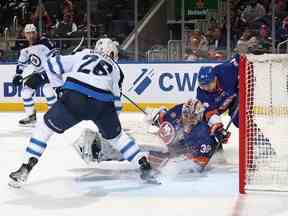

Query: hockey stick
[213,103,239,153]
[224,104,239,131]
[122,93,148,115]
[72,36,85,54]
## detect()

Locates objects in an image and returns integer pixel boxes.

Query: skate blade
[8,179,23,188]
[19,123,36,128]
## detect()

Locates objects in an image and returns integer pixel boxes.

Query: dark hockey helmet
[198,66,216,86]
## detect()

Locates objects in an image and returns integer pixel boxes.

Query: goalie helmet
[94,38,119,61]
[181,99,205,132]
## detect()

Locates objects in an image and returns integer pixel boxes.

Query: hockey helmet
[24,24,37,33]
[181,99,205,130]
[198,66,216,86]
[95,38,119,61]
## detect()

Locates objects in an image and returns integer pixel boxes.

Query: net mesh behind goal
[239,54,288,193]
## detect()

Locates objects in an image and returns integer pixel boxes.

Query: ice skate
[9,157,38,188]
[19,112,36,127]
[138,157,161,185]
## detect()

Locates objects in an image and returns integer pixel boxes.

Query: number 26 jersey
[47,49,124,103]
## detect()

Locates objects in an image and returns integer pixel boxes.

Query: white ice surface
[0,112,287,216]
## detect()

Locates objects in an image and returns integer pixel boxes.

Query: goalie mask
[94,38,119,61]
[181,99,205,132]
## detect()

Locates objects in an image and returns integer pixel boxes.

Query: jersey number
[77,55,113,76]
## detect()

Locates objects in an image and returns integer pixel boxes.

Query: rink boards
[0,62,219,111]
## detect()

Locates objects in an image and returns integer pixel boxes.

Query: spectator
[271,0,288,20]
[235,29,253,53]
[241,0,266,25]
[63,0,74,23]
[54,14,77,37]
[207,50,226,60]
[248,24,272,54]
[279,16,288,42]
[11,28,29,52]
[0,49,6,62]
[31,3,53,35]
[211,27,227,51]
[184,48,199,61]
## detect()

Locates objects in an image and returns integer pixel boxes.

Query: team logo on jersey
[128,68,154,95]
[158,121,176,145]
[29,54,41,67]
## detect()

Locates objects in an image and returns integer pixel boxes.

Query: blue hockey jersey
[160,104,218,168]
[196,57,239,125]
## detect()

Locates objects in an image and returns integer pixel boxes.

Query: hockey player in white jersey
[12,24,63,126]
[9,38,159,188]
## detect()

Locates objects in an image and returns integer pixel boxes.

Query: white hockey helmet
[95,38,119,61]
[181,98,205,131]
[24,24,37,33]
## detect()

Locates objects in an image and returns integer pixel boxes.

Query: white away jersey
[47,49,124,105]
[16,37,63,87]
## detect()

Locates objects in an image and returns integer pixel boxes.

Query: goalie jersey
[159,104,218,168]
[46,49,123,107]
[16,36,63,87]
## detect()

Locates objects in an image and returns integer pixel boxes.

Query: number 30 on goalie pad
[158,121,176,145]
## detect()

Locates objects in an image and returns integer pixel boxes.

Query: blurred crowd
[0,0,152,60]
[0,0,288,61]
[183,0,288,60]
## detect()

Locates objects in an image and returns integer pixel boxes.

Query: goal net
[239,54,288,193]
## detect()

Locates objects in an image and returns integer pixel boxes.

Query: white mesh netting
[244,54,288,191]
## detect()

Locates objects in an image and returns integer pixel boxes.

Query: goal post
[239,54,288,193]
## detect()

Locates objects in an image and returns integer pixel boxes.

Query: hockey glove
[24,72,49,89]
[214,128,231,144]
[12,74,23,86]
[210,121,231,144]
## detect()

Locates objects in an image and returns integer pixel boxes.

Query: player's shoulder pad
[39,36,55,50]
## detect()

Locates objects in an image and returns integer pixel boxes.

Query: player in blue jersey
[147,99,230,171]
[75,99,230,173]
[196,56,239,129]
[8,38,158,187]
[12,24,63,126]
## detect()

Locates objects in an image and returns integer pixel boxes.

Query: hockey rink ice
[0,112,288,216]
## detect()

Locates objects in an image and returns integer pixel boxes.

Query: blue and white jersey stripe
[119,140,141,162]
[25,138,47,158]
